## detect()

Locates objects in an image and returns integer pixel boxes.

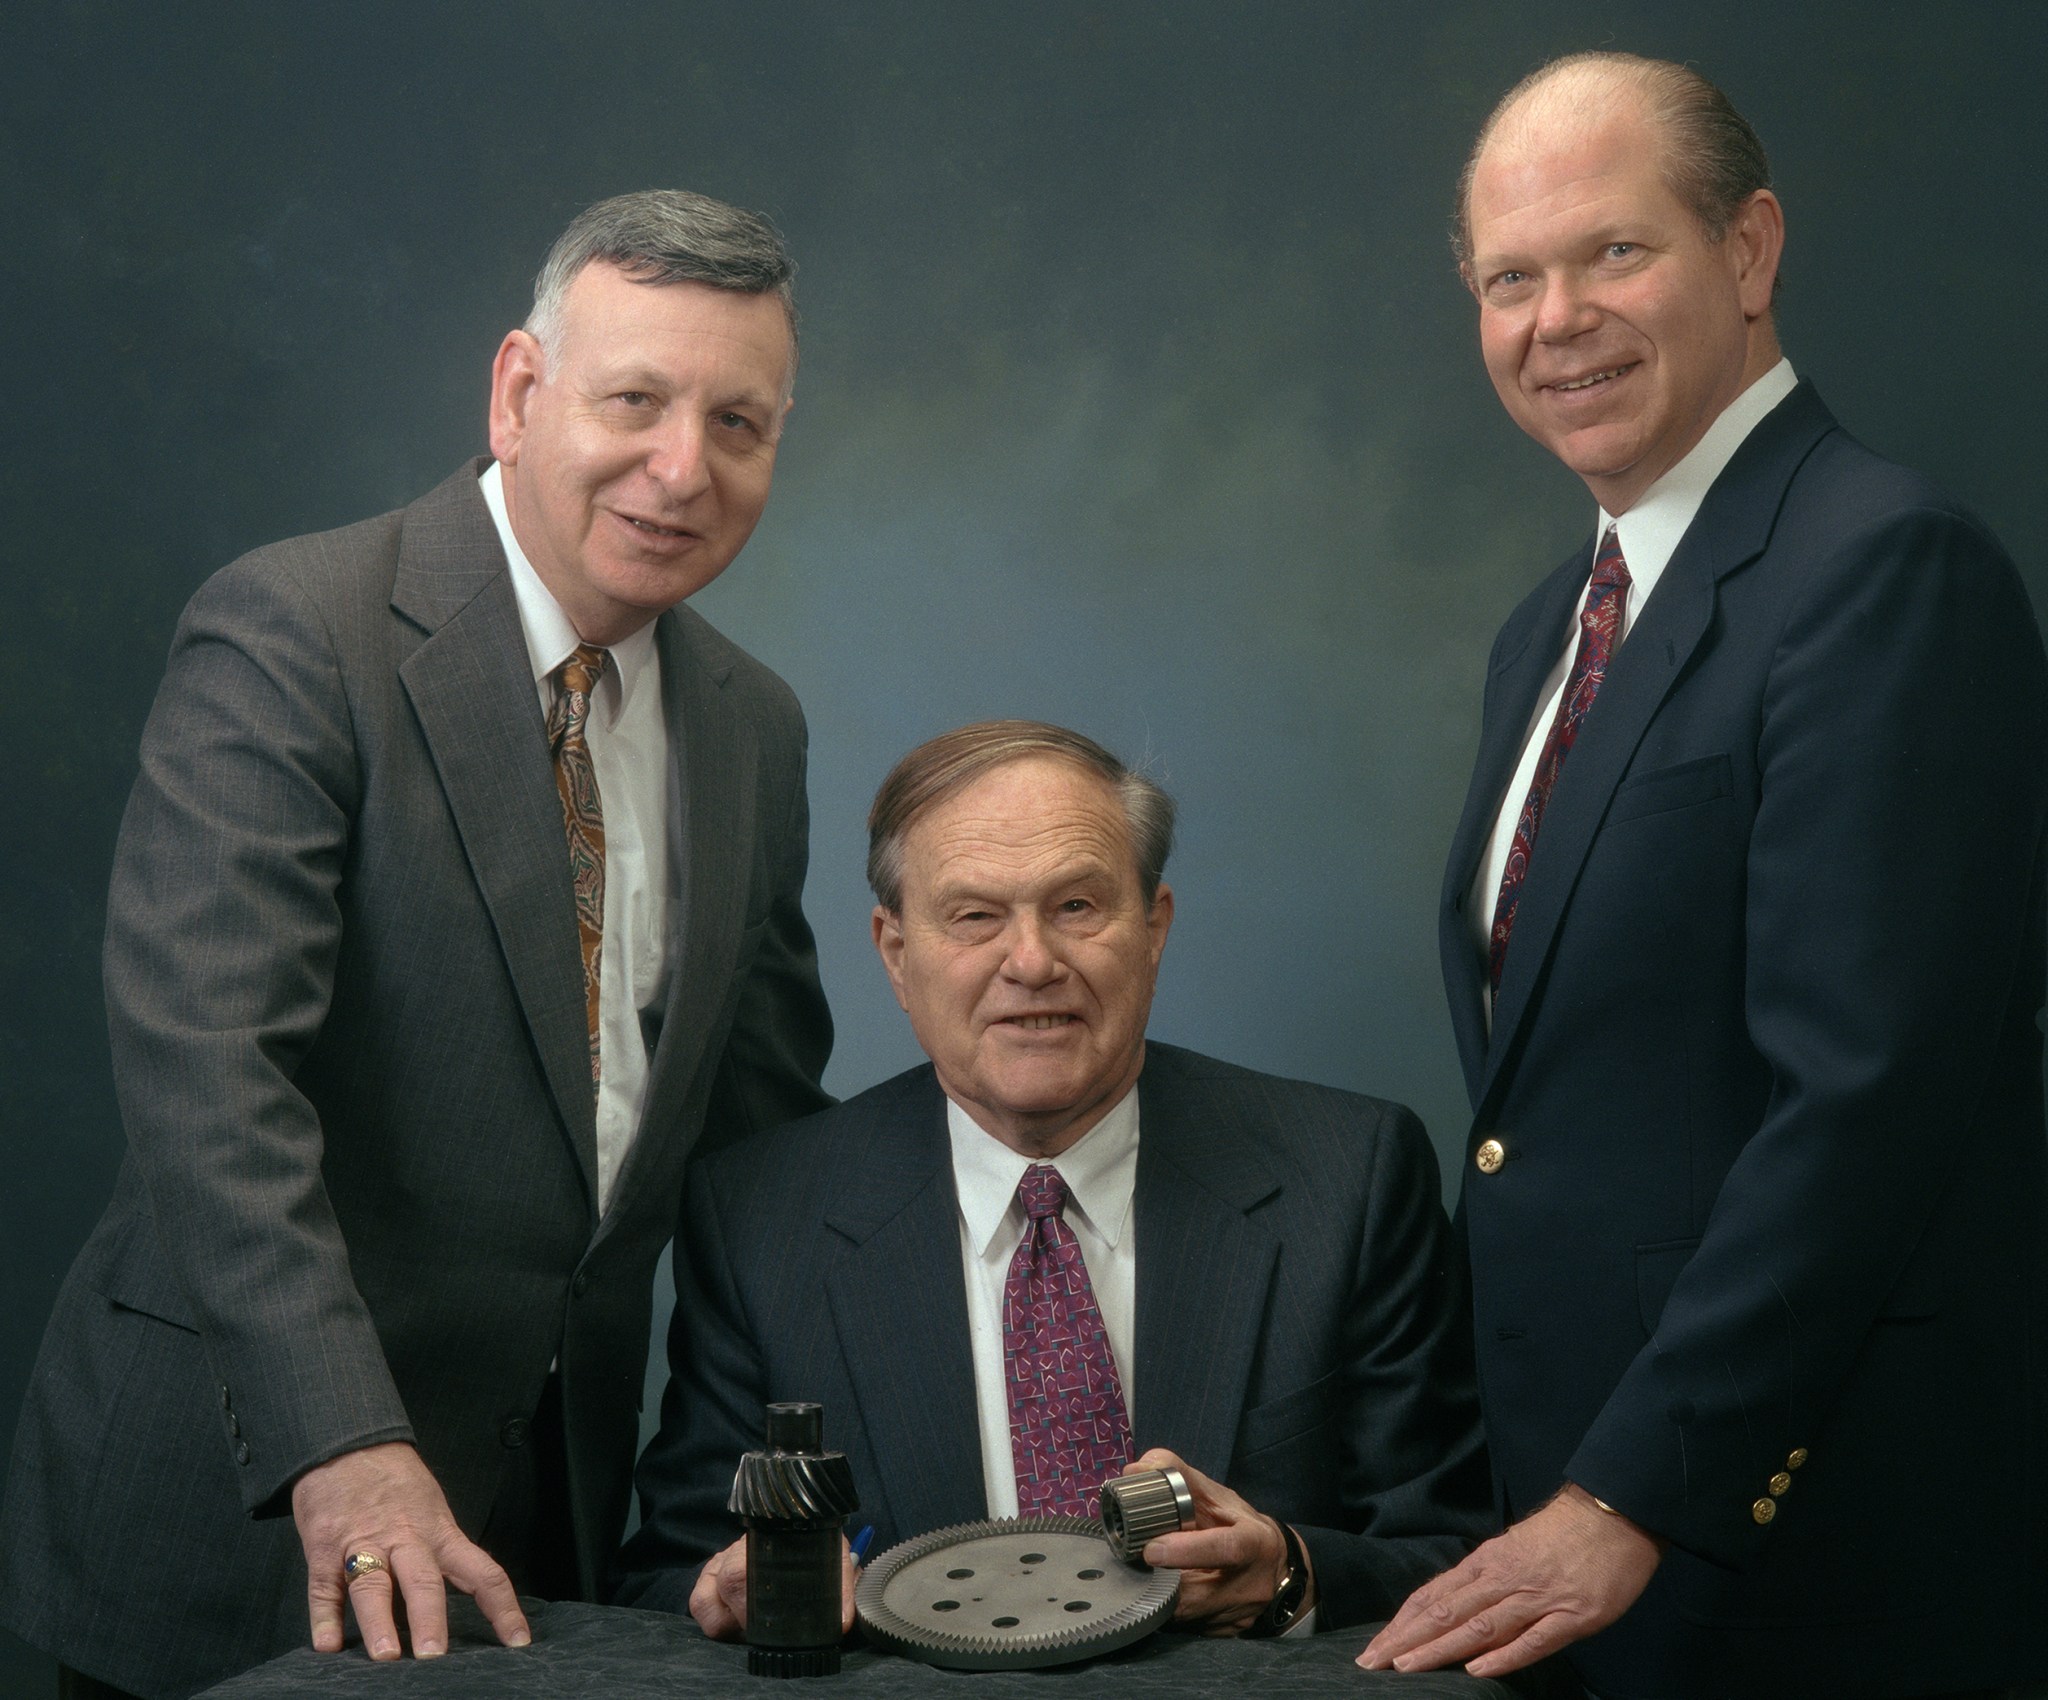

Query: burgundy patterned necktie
[1003,1165,1133,1518]
[1488,527,1632,994]
[548,644,609,1088]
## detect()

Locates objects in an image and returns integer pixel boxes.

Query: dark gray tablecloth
[195,1599,1530,1698]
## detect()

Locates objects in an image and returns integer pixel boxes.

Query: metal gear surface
[854,1515,1179,1671]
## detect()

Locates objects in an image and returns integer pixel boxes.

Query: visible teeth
[1015,1015,1072,1030]
[630,517,684,536]
[1557,367,1626,392]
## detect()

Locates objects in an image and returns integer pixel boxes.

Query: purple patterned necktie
[548,644,609,1089]
[1003,1165,1133,1518]
[1489,527,1632,994]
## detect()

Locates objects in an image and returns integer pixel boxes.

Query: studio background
[4,2,2042,1689]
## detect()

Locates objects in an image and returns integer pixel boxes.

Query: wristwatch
[1242,1521,1312,1638]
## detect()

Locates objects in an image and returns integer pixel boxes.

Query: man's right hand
[690,1535,858,1642]
[292,1441,531,1660]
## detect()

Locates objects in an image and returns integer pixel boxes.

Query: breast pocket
[1235,1369,1339,1459]
[1606,753,1732,825]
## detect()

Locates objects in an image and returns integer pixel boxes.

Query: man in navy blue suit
[1362,51,2048,1700]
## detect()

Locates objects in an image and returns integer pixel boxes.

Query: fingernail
[418,1642,444,1658]
[510,1631,532,1648]
[372,1641,396,1659]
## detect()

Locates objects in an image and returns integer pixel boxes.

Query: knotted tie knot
[1017,1164,1070,1222]
[1586,526,1632,616]
[549,644,610,748]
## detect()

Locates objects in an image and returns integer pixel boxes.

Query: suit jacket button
[236,1442,252,1466]
[1751,1496,1776,1525]
[1787,1448,1808,1470]
[1475,1139,1507,1175]
[500,1417,531,1449]
[228,1415,241,1438]
[220,1385,232,1411]
[573,1269,593,1297]
[1769,1471,1792,1496]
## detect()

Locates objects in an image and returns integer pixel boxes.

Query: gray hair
[867,721,1177,911]
[1453,52,1774,274]
[526,189,798,376]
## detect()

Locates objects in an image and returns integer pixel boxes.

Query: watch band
[1242,1521,1310,1639]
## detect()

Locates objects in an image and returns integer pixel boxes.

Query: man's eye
[616,391,655,408]
[714,411,757,433]
[1605,243,1636,259]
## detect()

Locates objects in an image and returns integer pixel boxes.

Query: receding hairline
[1456,52,1766,270]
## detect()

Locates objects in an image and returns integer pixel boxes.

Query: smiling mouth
[1004,1015,1077,1031]
[1549,364,1636,393]
[621,513,693,539]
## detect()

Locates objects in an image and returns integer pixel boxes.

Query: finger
[1360,1568,1485,1667]
[438,1532,531,1649]
[1388,1597,1544,1674]
[1125,1446,1185,1476]
[842,1550,859,1633]
[1144,1523,1258,1572]
[1464,1613,1573,1680]
[346,1562,402,1661]
[307,1565,348,1654]
[693,1551,744,1640]
[389,1542,452,1658]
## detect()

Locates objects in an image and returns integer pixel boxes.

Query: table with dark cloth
[195,1599,1540,1699]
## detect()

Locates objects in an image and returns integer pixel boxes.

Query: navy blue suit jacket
[615,1042,1493,1632]
[1441,383,2048,1698]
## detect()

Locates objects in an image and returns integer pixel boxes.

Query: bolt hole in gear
[853,1470,1193,1670]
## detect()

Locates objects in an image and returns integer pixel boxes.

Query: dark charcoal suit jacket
[614,1042,1494,1632]
[0,463,833,1699]
[1440,383,2048,1699]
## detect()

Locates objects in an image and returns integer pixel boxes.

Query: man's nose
[1001,916,1064,987]
[1533,272,1600,342]
[645,415,712,497]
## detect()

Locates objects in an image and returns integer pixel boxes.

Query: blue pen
[849,1524,876,1566]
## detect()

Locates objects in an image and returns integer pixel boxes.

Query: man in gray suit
[617,722,1491,1638]
[0,190,833,1699]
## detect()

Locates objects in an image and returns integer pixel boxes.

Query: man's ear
[1729,189,1785,320]
[487,329,544,467]
[872,905,910,1013]
[1146,882,1174,968]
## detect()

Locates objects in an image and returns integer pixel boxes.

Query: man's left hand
[1120,1448,1307,1636]
[1358,1484,1662,1678]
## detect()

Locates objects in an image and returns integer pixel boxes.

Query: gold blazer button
[1475,1139,1506,1174]
[1752,1497,1777,1525]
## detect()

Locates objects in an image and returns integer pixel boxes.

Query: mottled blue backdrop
[5,2,2043,1688]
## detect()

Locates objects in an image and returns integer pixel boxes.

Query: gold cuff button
[1769,1472,1792,1496]
[1786,1448,1808,1470]
[1751,1497,1776,1526]
[1475,1138,1506,1174]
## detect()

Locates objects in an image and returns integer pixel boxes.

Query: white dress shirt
[480,461,674,1214]
[1468,359,1800,1015]
[948,1088,1139,1520]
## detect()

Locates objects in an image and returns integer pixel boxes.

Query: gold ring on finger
[345,1550,387,1582]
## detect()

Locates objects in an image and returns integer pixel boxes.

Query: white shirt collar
[478,460,657,724]
[946,1084,1141,1260]
[1599,358,1798,604]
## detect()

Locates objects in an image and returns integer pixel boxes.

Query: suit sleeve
[102,555,413,1515]
[610,1158,764,1613]
[1294,1104,1497,1628]
[1567,503,2048,1566]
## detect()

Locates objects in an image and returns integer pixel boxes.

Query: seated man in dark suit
[616,720,1492,1637]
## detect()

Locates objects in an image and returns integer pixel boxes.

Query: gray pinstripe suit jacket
[615,1043,1494,1632]
[0,463,833,1698]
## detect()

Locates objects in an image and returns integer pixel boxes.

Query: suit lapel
[1129,1050,1281,1482]
[1475,383,1839,1113]
[824,1075,985,1539]
[593,610,746,1233]
[1439,558,1588,1103]
[394,466,598,1215]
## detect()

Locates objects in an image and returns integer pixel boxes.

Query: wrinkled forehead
[904,758,1136,891]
